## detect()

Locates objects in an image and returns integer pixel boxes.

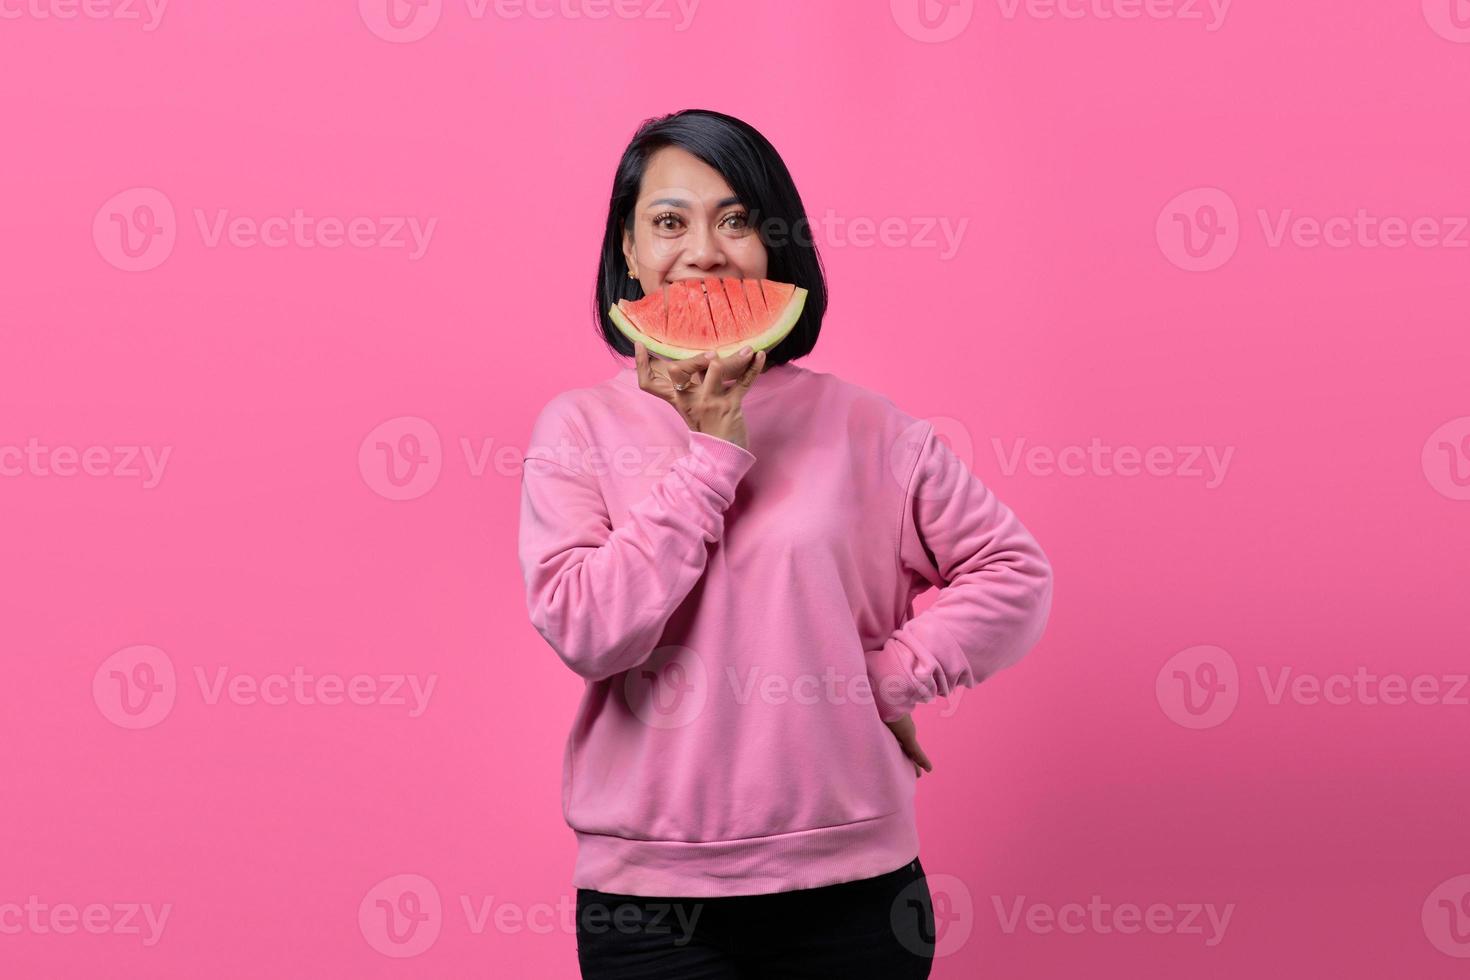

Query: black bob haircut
[594,109,828,367]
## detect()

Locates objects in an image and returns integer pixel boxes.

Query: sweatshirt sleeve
[517,404,757,683]
[865,422,1055,722]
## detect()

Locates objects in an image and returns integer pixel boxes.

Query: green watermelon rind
[610,284,808,361]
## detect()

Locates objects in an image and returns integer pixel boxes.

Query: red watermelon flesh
[742,278,768,319]
[611,276,808,359]
[760,279,796,313]
[704,276,738,343]
[722,276,754,335]
[664,281,713,349]
[685,280,721,348]
[618,286,668,342]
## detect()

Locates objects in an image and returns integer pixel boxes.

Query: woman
[518,109,1054,978]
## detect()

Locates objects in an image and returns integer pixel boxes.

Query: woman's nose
[684,223,726,269]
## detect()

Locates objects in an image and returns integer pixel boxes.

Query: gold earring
[628,271,637,279]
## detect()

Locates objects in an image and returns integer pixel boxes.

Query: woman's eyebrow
[646,195,742,209]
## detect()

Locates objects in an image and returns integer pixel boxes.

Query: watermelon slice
[703,276,738,343]
[610,277,807,360]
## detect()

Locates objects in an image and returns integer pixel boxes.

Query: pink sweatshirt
[517,360,1054,898]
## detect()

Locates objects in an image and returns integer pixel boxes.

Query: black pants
[575,855,935,979]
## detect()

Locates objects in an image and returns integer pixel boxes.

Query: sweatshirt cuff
[682,430,757,503]
[866,639,924,722]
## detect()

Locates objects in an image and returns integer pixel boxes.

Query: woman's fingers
[634,341,652,390]
[701,347,755,398]
[885,713,934,778]
[738,350,765,390]
[900,724,933,774]
[908,739,933,774]
[636,342,680,391]
[666,352,713,392]
[637,345,699,396]
[906,740,932,778]
[639,347,758,415]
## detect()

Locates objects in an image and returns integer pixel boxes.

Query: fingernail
[739,345,752,355]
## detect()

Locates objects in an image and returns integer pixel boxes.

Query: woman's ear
[621,228,636,280]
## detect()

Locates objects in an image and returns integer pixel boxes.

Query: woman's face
[622,146,768,294]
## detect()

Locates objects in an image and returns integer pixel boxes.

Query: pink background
[3,0,1469,975]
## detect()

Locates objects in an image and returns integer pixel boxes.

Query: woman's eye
[649,211,749,233]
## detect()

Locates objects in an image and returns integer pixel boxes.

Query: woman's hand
[885,713,934,779]
[633,340,765,452]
